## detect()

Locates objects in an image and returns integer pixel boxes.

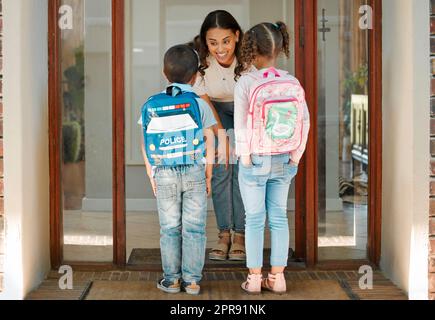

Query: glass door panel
[124,0,296,265]
[61,0,113,262]
[317,0,369,260]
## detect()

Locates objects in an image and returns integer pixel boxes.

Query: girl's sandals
[209,230,231,261]
[228,232,246,261]
[261,273,287,294]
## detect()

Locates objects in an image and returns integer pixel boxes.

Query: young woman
[234,21,310,294]
[193,10,248,261]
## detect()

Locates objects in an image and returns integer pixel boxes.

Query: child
[234,22,310,294]
[139,45,216,295]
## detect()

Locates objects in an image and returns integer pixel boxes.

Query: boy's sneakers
[156,278,181,294]
[181,281,201,295]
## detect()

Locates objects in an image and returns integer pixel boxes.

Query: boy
[139,45,216,295]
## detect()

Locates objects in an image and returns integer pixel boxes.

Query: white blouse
[193,56,238,103]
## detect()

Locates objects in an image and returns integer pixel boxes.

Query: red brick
[0,158,2,176]
[431,218,435,236]
[431,140,435,156]
[430,257,435,273]
[431,200,435,217]
[0,179,3,197]
[431,181,435,196]
[431,238,435,256]
[0,139,3,158]
[0,198,3,215]
[430,274,435,293]
[431,119,435,136]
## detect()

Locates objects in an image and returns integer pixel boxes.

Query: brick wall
[0,0,3,292]
[430,0,435,301]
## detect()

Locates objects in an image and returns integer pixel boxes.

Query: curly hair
[236,21,291,78]
[189,10,244,81]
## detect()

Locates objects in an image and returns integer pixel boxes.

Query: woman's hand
[206,177,212,197]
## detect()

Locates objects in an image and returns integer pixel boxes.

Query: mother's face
[206,28,240,67]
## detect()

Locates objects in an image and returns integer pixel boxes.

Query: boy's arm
[140,133,157,196]
[203,127,215,197]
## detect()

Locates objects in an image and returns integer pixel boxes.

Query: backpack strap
[166,85,183,97]
[262,67,281,78]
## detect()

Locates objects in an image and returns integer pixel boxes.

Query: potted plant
[62,45,85,210]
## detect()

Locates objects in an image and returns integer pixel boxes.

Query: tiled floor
[26,269,407,300]
[63,204,368,262]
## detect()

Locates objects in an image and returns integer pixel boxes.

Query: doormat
[127,248,296,269]
[83,279,351,300]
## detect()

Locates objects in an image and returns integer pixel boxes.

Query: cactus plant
[63,121,82,163]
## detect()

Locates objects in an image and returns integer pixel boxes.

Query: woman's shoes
[228,232,246,261]
[209,231,246,261]
[209,230,231,261]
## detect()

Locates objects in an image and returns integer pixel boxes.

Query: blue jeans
[154,164,207,284]
[212,101,245,233]
[238,154,298,269]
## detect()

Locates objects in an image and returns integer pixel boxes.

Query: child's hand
[149,177,157,197]
[206,178,212,197]
[240,155,252,167]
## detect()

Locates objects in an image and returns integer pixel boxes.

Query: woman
[192,10,248,261]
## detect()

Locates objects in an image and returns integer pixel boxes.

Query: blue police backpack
[141,86,205,166]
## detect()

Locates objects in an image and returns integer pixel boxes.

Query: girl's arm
[290,100,310,165]
[234,77,251,165]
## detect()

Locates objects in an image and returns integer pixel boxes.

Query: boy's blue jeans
[154,164,207,284]
[238,154,298,269]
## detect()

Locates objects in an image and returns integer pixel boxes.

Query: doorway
[49,0,382,269]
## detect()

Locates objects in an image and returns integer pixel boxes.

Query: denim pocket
[284,162,299,181]
[156,183,177,200]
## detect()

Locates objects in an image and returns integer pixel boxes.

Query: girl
[234,22,310,294]
[193,10,249,261]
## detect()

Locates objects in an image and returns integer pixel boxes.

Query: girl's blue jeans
[238,154,298,269]
[154,164,207,284]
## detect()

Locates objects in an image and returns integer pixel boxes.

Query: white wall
[381,0,429,299]
[0,0,50,300]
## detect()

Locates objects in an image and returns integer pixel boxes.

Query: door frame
[48,0,382,269]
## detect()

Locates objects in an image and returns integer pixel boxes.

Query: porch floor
[26,269,407,300]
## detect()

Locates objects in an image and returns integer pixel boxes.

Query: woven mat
[84,279,351,300]
[128,248,296,269]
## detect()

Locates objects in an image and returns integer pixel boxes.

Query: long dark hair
[191,10,244,80]
[237,22,290,78]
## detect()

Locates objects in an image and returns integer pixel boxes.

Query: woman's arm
[201,94,230,169]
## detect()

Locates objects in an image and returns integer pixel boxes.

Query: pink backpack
[246,67,306,155]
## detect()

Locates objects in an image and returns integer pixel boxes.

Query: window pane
[317,0,369,260]
[61,0,113,262]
